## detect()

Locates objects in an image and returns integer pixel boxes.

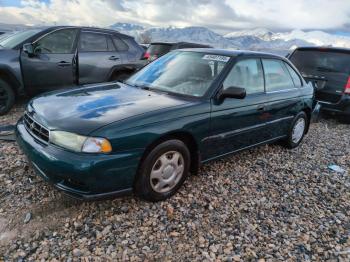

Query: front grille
[23,112,50,143]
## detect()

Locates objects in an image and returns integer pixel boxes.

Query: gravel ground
[0,102,349,261]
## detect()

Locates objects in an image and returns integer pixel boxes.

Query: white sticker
[202,54,230,62]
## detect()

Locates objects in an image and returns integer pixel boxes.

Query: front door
[21,28,79,93]
[205,58,269,160]
[78,31,124,85]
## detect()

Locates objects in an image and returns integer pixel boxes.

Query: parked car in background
[0,26,145,115]
[289,47,350,117]
[142,42,212,62]
[16,49,313,201]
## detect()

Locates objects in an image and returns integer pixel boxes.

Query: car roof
[178,48,286,59]
[39,25,133,39]
[294,46,350,53]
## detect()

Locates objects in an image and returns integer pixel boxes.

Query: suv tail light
[345,76,350,94]
[143,52,150,60]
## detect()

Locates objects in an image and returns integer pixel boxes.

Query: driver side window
[35,29,78,54]
[223,59,264,94]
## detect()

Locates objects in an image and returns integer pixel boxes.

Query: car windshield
[290,50,350,74]
[0,29,41,49]
[126,51,230,97]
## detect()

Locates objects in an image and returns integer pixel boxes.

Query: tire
[0,79,15,116]
[284,112,308,149]
[135,139,191,202]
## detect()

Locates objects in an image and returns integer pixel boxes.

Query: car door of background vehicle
[21,28,79,92]
[78,31,124,85]
[205,58,269,160]
[262,59,303,139]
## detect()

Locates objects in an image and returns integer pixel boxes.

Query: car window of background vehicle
[262,59,295,92]
[290,50,350,74]
[113,36,129,51]
[79,32,112,52]
[223,59,264,94]
[35,29,78,54]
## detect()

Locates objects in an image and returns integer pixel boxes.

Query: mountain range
[1,22,350,53]
[110,23,350,53]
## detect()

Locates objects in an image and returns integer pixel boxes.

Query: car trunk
[289,49,350,103]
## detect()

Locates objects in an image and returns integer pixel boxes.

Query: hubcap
[292,118,306,144]
[150,151,185,193]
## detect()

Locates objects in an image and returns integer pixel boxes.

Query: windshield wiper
[131,83,153,90]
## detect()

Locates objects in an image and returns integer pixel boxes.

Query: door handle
[57,61,72,67]
[108,56,120,61]
[257,105,265,111]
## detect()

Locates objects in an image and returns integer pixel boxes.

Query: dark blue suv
[0,26,144,115]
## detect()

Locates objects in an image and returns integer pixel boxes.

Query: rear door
[21,28,79,92]
[262,59,302,138]
[289,49,350,103]
[207,58,269,159]
[78,31,124,84]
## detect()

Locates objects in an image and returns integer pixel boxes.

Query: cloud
[0,0,350,33]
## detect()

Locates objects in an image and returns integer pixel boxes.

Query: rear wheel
[135,140,191,202]
[0,79,15,116]
[284,112,308,149]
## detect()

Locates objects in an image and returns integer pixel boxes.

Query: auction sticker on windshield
[202,54,230,62]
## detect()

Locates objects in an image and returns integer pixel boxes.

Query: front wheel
[284,112,308,149]
[0,79,15,116]
[135,140,191,202]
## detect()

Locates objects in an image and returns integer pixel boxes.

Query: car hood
[0,48,19,60]
[28,82,192,135]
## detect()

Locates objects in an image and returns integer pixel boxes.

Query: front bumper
[319,94,350,115]
[16,120,143,200]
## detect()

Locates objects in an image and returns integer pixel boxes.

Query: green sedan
[16,49,314,201]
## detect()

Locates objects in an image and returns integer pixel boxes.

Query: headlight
[49,131,112,153]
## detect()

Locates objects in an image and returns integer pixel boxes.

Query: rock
[166,204,174,219]
[24,212,31,223]
[102,225,112,235]
[72,248,81,257]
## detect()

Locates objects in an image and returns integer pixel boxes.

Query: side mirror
[23,43,35,57]
[219,86,246,100]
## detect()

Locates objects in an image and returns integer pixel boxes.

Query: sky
[0,0,350,34]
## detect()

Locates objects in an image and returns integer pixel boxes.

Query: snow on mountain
[109,22,145,39]
[109,22,145,32]
[273,30,350,48]
[144,26,236,48]
[225,28,274,41]
[224,28,350,48]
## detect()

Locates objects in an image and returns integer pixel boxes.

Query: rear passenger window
[262,59,295,91]
[107,37,116,51]
[285,62,302,87]
[223,59,264,94]
[80,32,108,52]
[113,36,129,51]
